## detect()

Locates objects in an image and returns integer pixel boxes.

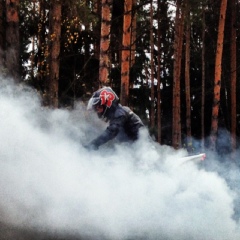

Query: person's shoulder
[114,104,128,118]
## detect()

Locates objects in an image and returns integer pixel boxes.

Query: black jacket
[89,104,144,149]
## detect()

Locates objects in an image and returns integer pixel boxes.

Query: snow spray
[0,76,240,240]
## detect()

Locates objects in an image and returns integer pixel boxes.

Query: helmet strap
[101,106,108,120]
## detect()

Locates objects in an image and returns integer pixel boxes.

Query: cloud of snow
[0,76,240,240]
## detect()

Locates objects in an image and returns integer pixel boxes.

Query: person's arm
[86,116,126,150]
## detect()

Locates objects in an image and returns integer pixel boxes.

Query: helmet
[87,87,119,118]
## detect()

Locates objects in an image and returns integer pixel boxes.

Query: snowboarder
[85,86,145,150]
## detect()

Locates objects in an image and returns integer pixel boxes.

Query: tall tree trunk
[172,0,184,149]
[120,0,132,105]
[130,0,136,69]
[210,0,227,150]
[0,0,3,48]
[201,3,206,151]
[93,0,101,60]
[0,0,5,69]
[157,0,162,144]
[5,0,20,80]
[230,0,236,158]
[184,0,192,152]
[30,1,36,79]
[172,1,180,149]
[37,0,47,91]
[99,0,112,87]
[48,0,62,108]
[150,0,155,129]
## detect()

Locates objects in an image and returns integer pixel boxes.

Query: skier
[85,86,145,150]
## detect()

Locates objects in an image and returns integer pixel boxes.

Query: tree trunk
[184,0,192,152]
[48,0,62,108]
[93,0,101,60]
[150,0,155,129]
[210,0,227,150]
[30,1,36,80]
[172,0,184,149]
[37,0,47,90]
[201,3,206,151]
[130,0,136,69]
[157,0,162,144]
[5,0,20,80]
[120,0,132,106]
[99,0,112,87]
[172,1,180,149]
[230,0,236,158]
[0,0,5,69]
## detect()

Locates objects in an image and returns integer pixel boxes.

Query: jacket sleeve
[88,115,126,149]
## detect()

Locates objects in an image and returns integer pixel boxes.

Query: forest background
[0,0,239,158]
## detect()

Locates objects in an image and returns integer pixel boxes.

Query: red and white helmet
[87,87,119,118]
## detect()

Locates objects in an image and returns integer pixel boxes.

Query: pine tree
[0,0,5,69]
[120,0,132,105]
[99,0,112,86]
[172,0,185,149]
[6,0,20,80]
[48,0,62,108]
[210,0,228,150]
[230,0,236,157]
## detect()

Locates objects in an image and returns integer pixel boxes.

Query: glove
[84,143,98,151]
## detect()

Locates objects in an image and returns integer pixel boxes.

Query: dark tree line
[0,0,239,157]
